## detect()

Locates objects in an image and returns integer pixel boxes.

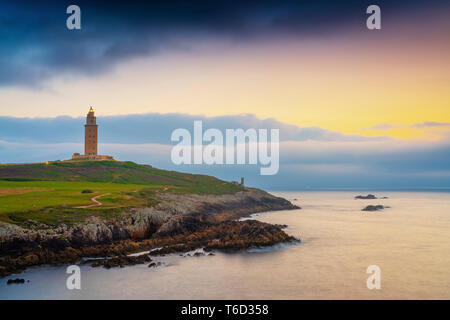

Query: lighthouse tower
[85,106,98,155]
[71,106,114,161]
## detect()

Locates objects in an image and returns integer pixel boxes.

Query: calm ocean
[1,191,449,299]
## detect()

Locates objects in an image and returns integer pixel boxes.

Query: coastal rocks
[0,218,298,275]
[0,188,299,277]
[17,253,39,266]
[156,188,300,224]
[204,220,298,251]
[362,205,386,212]
[181,251,214,257]
[356,194,390,212]
[355,194,389,200]
[355,194,377,199]
[150,220,298,255]
[0,266,6,277]
[91,254,152,269]
[70,222,114,245]
[148,261,163,268]
[7,278,25,284]
[193,252,205,257]
[119,208,170,240]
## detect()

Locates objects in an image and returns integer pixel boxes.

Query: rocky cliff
[0,188,299,277]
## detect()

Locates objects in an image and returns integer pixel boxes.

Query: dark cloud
[1,0,448,87]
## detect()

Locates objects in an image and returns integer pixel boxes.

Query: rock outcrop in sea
[362,205,387,212]
[355,194,377,199]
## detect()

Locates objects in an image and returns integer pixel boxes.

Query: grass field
[0,180,162,225]
[0,160,243,226]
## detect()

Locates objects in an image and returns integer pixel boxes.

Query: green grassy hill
[0,160,237,189]
[0,160,243,226]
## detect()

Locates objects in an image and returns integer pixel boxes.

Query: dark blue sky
[1,0,448,86]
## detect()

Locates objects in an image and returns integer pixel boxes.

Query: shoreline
[0,188,300,277]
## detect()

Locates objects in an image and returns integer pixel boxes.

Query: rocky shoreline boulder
[355,194,377,199]
[7,278,25,284]
[362,205,387,212]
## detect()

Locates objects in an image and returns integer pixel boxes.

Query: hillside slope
[0,160,242,194]
[0,160,300,277]
[0,160,245,225]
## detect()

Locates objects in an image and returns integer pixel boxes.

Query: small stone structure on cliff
[72,106,114,161]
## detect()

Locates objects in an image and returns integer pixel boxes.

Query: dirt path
[75,193,111,209]
[156,187,169,193]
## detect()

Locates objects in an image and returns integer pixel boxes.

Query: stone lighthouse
[85,106,98,155]
[72,107,114,161]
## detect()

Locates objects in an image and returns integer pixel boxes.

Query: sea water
[1,191,449,299]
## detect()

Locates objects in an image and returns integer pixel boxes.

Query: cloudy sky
[0,0,449,189]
